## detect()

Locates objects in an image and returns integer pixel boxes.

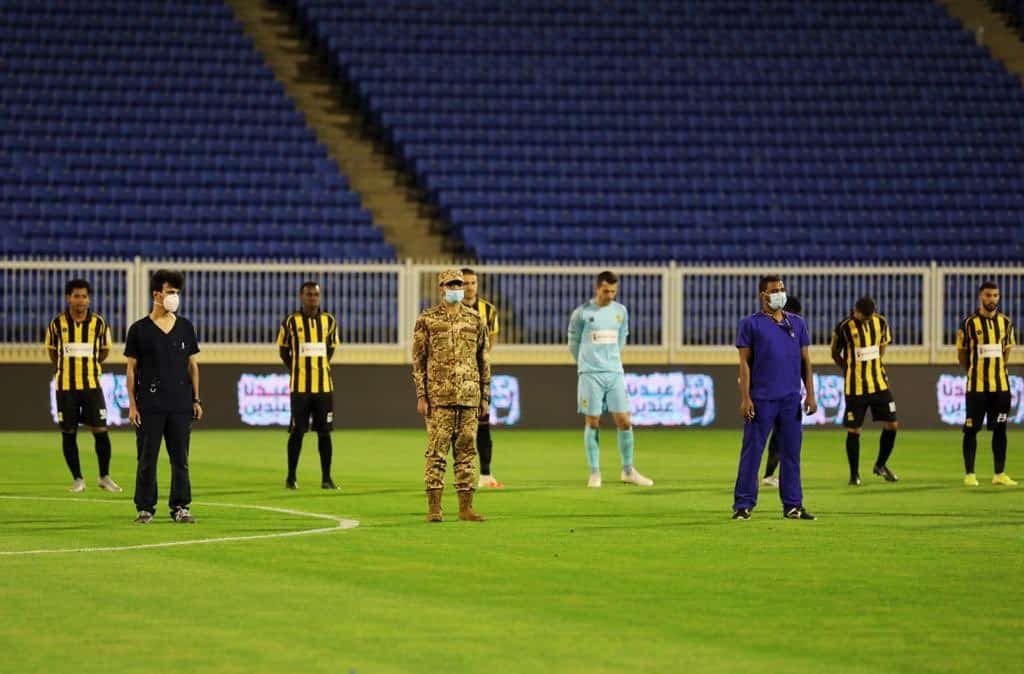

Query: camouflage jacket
[412,303,490,407]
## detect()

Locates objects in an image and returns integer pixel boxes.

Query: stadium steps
[224,0,452,261]
[940,0,1024,83]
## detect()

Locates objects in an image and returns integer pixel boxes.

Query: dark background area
[0,363,1015,431]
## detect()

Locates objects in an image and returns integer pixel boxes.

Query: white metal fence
[2,258,1021,364]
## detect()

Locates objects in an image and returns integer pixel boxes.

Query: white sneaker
[621,469,654,486]
[69,478,85,493]
[587,473,602,488]
[761,475,779,488]
[98,476,122,492]
[477,474,505,489]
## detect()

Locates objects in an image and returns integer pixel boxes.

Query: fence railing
[2,258,1021,364]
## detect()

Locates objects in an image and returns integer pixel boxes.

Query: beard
[983,302,998,312]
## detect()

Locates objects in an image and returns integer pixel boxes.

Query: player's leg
[165,412,194,522]
[989,392,1016,485]
[313,393,337,489]
[776,393,813,519]
[476,411,502,488]
[843,395,868,485]
[453,407,484,521]
[607,374,652,486]
[962,393,985,486]
[82,388,119,491]
[286,393,312,488]
[424,406,455,521]
[579,373,603,486]
[762,430,780,486]
[869,391,899,481]
[732,397,776,517]
[57,391,85,491]
[133,412,166,522]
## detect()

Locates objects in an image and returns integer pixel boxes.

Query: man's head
[299,281,321,313]
[65,279,91,314]
[150,270,184,313]
[759,275,786,311]
[853,296,876,322]
[461,268,478,304]
[594,270,618,307]
[979,281,1000,313]
[438,269,465,304]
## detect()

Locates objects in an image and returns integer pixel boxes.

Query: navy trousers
[733,393,804,512]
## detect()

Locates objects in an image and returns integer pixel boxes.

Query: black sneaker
[732,508,752,520]
[171,507,196,524]
[134,511,153,524]
[873,464,899,482]
[321,479,339,490]
[848,475,862,486]
[784,507,816,520]
[285,478,297,490]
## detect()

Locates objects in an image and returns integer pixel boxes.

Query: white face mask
[162,293,180,313]
[767,291,787,311]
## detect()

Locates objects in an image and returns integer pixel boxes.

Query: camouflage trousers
[424,405,478,492]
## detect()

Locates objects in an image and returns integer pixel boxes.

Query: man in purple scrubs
[733,275,818,520]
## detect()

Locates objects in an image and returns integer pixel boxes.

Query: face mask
[767,291,787,311]
[162,293,180,313]
[444,289,464,304]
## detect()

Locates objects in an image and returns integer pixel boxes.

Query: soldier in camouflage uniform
[412,269,491,522]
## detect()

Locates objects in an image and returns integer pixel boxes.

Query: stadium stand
[286,0,1024,263]
[989,0,1024,32]
[0,0,394,261]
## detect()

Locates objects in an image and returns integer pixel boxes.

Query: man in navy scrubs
[733,275,817,521]
[125,270,202,524]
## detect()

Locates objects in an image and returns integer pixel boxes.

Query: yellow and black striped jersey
[45,311,111,391]
[276,311,339,394]
[830,314,892,395]
[471,297,499,336]
[957,312,1015,393]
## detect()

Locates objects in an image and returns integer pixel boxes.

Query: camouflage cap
[438,269,464,286]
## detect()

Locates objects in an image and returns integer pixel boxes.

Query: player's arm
[1004,321,1014,363]
[98,324,111,363]
[276,319,291,369]
[802,345,817,415]
[618,307,629,350]
[125,356,140,426]
[567,308,583,362]
[188,355,202,420]
[488,306,499,351]
[879,316,891,359]
[326,315,338,361]
[737,346,753,419]
[478,321,491,416]
[45,321,59,366]
[412,316,430,415]
[830,325,845,369]
[956,326,969,370]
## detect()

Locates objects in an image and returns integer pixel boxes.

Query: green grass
[0,428,1021,674]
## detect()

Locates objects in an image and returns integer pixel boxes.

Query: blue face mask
[444,289,464,304]
[768,291,787,311]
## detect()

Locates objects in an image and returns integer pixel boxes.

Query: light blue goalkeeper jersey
[567,300,629,374]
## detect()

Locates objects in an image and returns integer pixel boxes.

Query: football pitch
[1,428,1021,674]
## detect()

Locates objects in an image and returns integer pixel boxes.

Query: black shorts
[964,391,1011,432]
[843,390,897,428]
[290,392,333,433]
[56,389,107,432]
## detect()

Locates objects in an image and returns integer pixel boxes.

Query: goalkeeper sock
[618,428,635,473]
[584,426,600,472]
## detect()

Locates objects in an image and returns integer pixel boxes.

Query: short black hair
[783,295,802,314]
[300,281,320,293]
[979,281,999,293]
[150,269,184,294]
[759,275,782,293]
[596,270,618,285]
[65,279,91,296]
[854,296,876,317]
[460,267,476,277]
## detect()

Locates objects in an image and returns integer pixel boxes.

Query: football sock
[962,430,978,474]
[94,431,112,477]
[584,426,600,472]
[877,429,896,467]
[993,426,1008,474]
[618,428,635,471]
[62,432,82,480]
[846,432,860,478]
[286,431,303,481]
[317,432,333,481]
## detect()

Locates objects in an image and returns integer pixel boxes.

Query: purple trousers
[733,393,804,512]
